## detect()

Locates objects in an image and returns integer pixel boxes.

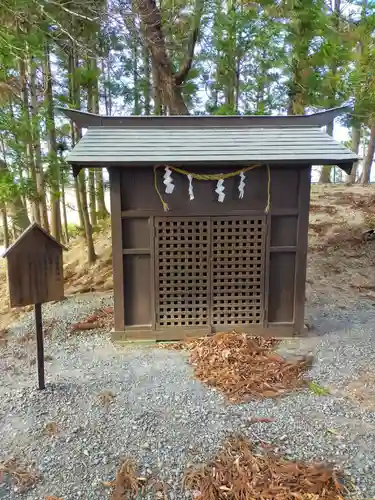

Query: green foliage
[66,223,84,237]
[307,381,331,396]
[0,0,373,231]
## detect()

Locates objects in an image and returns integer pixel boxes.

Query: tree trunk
[348,0,367,184]
[87,58,98,227]
[106,58,113,115]
[132,33,141,115]
[70,40,94,252]
[86,60,97,227]
[11,220,17,241]
[1,204,9,249]
[135,0,202,115]
[7,196,31,234]
[0,160,30,233]
[96,169,109,219]
[69,44,85,229]
[319,121,334,183]
[288,60,305,116]
[143,44,151,114]
[60,169,69,244]
[91,71,109,220]
[287,6,311,116]
[29,56,49,231]
[319,0,341,184]
[44,42,61,242]
[19,57,40,224]
[0,139,12,247]
[78,170,96,263]
[225,0,237,112]
[319,166,332,183]
[74,175,85,229]
[361,125,375,185]
[152,63,163,115]
[346,127,361,184]
[88,171,97,226]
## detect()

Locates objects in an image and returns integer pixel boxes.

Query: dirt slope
[307,184,375,308]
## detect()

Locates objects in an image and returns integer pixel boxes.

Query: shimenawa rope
[153,164,271,213]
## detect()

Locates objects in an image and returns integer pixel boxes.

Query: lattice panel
[155,218,210,328]
[211,217,265,326]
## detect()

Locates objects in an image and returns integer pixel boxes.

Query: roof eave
[57,106,352,129]
[67,158,356,176]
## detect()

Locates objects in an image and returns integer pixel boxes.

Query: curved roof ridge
[56,106,352,130]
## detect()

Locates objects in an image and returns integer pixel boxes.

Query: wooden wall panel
[109,168,125,331]
[122,217,150,249]
[294,166,311,332]
[270,169,299,209]
[270,215,297,247]
[268,252,296,323]
[124,255,151,327]
[120,166,299,214]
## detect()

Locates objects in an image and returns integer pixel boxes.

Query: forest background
[0,0,374,262]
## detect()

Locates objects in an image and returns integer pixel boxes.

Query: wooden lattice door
[211,216,265,327]
[154,216,266,331]
[155,218,210,328]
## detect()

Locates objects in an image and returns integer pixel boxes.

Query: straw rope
[153,164,271,213]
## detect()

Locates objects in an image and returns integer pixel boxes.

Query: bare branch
[42,0,97,22]
[33,1,91,53]
[173,0,204,86]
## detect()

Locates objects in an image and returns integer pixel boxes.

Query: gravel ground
[1,292,375,499]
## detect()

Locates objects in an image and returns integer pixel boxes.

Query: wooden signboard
[3,223,66,390]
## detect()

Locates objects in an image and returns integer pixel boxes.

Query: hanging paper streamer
[215,179,225,202]
[163,167,175,194]
[238,171,246,199]
[187,174,194,200]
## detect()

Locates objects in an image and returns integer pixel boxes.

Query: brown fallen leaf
[71,322,101,331]
[45,422,58,436]
[101,481,115,488]
[249,417,276,424]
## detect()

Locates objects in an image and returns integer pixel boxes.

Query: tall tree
[132,0,204,114]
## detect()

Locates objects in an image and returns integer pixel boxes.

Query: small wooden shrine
[60,106,357,341]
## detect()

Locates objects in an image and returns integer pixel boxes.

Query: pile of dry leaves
[104,458,167,500]
[70,307,113,333]
[0,458,39,493]
[168,332,313,402]
[102,436,346,500]
[183,436,346,500]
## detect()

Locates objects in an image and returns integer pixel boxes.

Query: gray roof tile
[66,126,357,170]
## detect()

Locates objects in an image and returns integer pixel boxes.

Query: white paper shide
[187,174,194,200]
[163,167,175,194]
[238,171,246,199]
[215,179,225,202]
